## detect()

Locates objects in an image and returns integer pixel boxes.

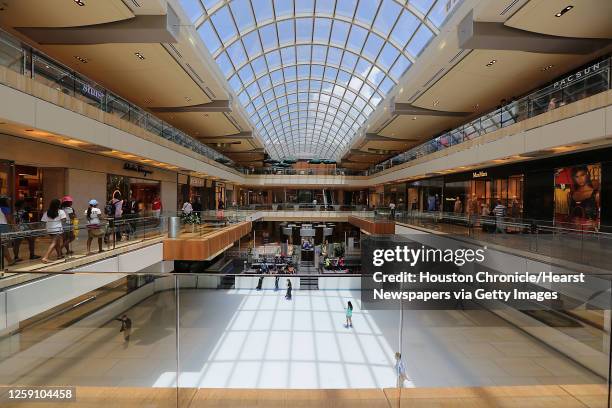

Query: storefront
[443,170,524,216]
[107,174,161,214]
[405,147,611,230]
[384,183,406,209]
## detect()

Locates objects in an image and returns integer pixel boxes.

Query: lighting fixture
[555,5,573,17]
[485,59,497,67]
[433,100,440,107]
[412,116,417,120]
[74,0,85,6]
[134,52,145,60]
[74,56,88,63]
[25,129,33,132]
[541,64,554,72]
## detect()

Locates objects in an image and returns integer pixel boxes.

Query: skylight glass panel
[355,0,378,27]
[390,10,420,49]
[373,0,402,36]
[274,0,293,19]
[409,0,435,15]
[189,0,447,160]
[197,21,221,53]
[406,24,434,57]
[180,0,204,22]
[211,6,236,42]
[230,0,256,33]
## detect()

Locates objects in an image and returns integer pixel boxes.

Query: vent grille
[407,90,421,103]
[500,0,520,15]
[448,50,464,64]
[423,67,445,87]
[186,63,204,83]
[205,86,216,99]
[168,44,182,59]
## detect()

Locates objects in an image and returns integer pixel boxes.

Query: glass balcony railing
[0,269,609,407]
[0,30,238,171]
[368,57,611,175]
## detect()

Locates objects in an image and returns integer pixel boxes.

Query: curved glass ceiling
[180,0,458,160]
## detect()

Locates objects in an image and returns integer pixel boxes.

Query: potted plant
[181,212,201,233]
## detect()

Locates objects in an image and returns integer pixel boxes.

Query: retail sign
[553,61,605,89]
[123,162,152,177]
[81,83,104,101]
[190,177,205,187]
[472,170,488,178]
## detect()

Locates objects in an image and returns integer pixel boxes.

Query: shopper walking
[152,195,162,218]
[389,201,396,219]
[115,314,132,342]
[41,199,67,263]
[0,197,16,267]
[13,200,40,262]
[394,352,409,388]
[493,200,507,234]
[111,191,124,242]
[61,196,76,255]
[85,199,105,254]
[345,301,353,328]
[285,279,292,300]
[181,199,193,215]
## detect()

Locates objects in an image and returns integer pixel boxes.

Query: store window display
[554,164,601,230]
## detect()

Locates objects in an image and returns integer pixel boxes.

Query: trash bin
[168,216,181,238]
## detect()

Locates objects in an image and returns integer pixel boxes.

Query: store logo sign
[81,83,104,101]
[472,171,488,178]
[553,61,604,89]
[124,162,152,177]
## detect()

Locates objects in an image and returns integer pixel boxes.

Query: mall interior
[0,0,610,406]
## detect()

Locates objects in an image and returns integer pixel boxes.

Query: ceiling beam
[16,7,180,45]
[364,133,419,142]
[458,11,610,54]
[200,131,253,140]
[392,103,470,117]
[150,100,232,113]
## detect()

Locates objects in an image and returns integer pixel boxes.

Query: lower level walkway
[0,289,600,389]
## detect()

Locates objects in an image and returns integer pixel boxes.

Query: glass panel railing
[368,57,611,176]
[385,210,612,271]
[0,29,237,172]
[0,270,608,406]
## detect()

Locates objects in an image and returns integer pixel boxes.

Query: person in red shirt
[152,196,162,218]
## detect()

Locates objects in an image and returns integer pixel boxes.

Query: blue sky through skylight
[179,0,459,160]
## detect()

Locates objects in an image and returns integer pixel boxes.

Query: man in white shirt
[394,352,409,387]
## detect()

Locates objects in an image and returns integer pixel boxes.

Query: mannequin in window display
[453,196,463,214]
[568,166,600,230]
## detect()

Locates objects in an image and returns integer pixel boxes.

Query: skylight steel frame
[182,0,453,160]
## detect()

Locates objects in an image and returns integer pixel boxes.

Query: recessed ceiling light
[25,129,34,132]
[485,59,497,67]
[74,55,88,63]
[555,5,573,17]
[412,117,417,120]
[541,64,554,72]
[74,0,85,6]
[134,52,145,60]
[433,100,440,107]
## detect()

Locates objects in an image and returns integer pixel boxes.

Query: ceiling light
[412,117,417,120]
[485,59,497,67]
[541,64,554,72]
[25,129,33,132]
[433,100,440,107]
[74,0,85,6]
[134,52,145,60]
[74,56,88,63]
[555,5,573,17]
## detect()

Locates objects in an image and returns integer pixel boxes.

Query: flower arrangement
[181,212,201,225]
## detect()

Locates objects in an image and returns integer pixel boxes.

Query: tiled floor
[0,289,602,390]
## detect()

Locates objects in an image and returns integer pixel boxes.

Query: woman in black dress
[285,279,292,300]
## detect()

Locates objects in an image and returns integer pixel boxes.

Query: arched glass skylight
[180,0,459,160]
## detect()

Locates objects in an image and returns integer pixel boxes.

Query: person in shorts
[85,199,105,254]
[41,199,66,263]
